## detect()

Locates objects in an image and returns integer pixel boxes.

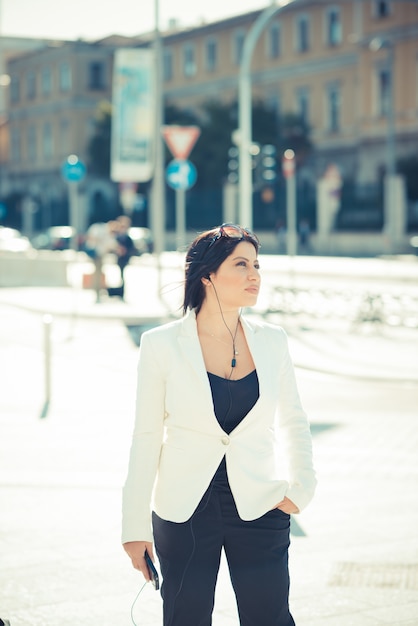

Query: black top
[208,370,259,485]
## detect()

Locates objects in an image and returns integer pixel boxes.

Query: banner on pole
[111,48,155,182]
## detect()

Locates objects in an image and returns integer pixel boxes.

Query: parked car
[31,225,151,254]
[31,226,82,250]
[0,226,32,252]
[128,227,153,254]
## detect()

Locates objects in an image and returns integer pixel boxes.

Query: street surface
[0,253,417,625]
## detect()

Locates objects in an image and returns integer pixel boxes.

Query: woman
[122,224,316,625]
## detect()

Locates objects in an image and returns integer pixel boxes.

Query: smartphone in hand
[144,550,159,590]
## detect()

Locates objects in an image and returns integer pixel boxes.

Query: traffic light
[227,143,277,186]
[227,147,239,184]
[259,144,277,182]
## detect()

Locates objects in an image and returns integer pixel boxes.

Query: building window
[26,71,36,100]
[266,92,281,116]
[205,38,218,72]
[27,125,37,160]
[163,48,173,81]
[326,7,342,46]
[268,22,281,59]
[373,0,392,18]
[41,67,52,96]
[327,84,341,132]
[10,75,20,103]
[296,87,310,124]
[42,122,53,158]
[59,119,70,155]
[88,61,105,89]
[10,128,20,162]
[377,68,391,116]
[296,15,310,52]
[59,63,71,91]
[183,43,196,77]
[233,29,245,65]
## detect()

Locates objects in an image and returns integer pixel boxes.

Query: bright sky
[0,0,269,40]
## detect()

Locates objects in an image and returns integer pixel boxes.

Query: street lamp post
[382,42,397,251]
[238,0,294,230]
[150,0,165,257]
[385,45,396,178]
[283,149,297,257]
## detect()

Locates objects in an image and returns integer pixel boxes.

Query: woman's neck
[196,305,241,337]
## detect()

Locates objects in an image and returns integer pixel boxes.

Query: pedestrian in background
[122,223,316,626]
[298,219,311,254]
[276,219,287,254]
[114,215,135,300]
[84,221,117,302]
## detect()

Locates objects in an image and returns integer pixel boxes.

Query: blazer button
[221,436,230,445]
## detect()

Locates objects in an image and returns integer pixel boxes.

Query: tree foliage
[190,100,236,189]
[276,112,312,162]
[184,99,312,189]
[85,98,312,189]
[87,100,112,177]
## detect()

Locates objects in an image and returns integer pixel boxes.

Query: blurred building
[156,0,418,250]
[0,35,66,201]
[161,1,416,179]
[0,0,417,252]
[0,35,63,116]
[0,35,144,230]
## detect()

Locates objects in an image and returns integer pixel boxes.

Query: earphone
[165,482,215,625]
[203,274,240,376]
[130,581,148,625]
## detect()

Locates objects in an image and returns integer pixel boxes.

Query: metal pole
[176,188,186,249]
[238,0,294,229]
[370,36,397,251]
[385,44,396,178]
[385,43,396,251]
[22,196,36,241]
[68,182,79,252]
[40,314,52,419]
[150,0,165,260]
[286,174,297,257]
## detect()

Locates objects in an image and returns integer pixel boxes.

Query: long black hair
[182,224,260,314]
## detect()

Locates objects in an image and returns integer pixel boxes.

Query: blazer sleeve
[276,330,317,511]
[121,331,165,543]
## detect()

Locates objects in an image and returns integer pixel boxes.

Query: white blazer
[122,309,316,543]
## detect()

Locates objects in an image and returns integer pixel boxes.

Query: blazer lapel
[177,312,271,397]
[231,315,273,431]
[177,310,215,408]
[240,315,269,393]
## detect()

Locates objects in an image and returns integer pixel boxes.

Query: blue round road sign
[61,156,86,182]
[166,159,197,191]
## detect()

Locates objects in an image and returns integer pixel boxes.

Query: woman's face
[208,241,260,308]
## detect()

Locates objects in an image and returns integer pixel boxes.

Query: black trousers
[152,482,295,626]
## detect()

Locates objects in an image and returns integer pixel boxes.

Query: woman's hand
[123,541,155,581]
[274,496,299,514]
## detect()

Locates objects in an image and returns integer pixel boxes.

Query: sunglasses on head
[208,223,259,248]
